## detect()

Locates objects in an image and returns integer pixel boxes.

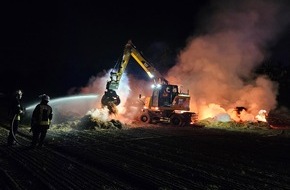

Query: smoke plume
[166,0,290,120]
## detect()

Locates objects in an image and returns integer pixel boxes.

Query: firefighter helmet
[40,94,50,102]
[15,90,23,99]
[15,89,23,96]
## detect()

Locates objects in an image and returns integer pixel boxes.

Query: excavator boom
[101,40,167,109]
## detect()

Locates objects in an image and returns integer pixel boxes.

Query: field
[0,118,290,190]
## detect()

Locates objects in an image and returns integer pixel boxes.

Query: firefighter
[7,89,25,146]
[30,94,53,148]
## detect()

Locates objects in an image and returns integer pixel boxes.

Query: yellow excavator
[101,40,198,126]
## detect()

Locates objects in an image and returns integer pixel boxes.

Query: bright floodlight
[151,83,162,89]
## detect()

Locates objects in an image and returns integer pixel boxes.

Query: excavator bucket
[101,89,120,114]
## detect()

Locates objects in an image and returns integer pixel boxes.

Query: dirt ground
[0,118,290,190]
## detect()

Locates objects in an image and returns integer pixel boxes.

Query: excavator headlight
[151,84,161,88]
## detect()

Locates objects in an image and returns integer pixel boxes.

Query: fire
[196,103,268,123]
[255,109,267,122]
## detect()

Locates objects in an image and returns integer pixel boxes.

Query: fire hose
[10,114,30,147]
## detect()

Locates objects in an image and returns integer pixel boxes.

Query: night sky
[1,0,290,108]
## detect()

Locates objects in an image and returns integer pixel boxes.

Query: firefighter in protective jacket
[7,90,25,146]
[30,94,53,148]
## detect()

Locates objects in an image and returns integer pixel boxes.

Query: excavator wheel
[170,114,185,127]
[139,113,151,124]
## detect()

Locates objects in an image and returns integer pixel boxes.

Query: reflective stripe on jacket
[39,120,51,125]
[16,114,21,121]
[32,103,53,126]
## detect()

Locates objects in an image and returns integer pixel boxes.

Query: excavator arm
[128,41,168,85]
[101,40,168,110]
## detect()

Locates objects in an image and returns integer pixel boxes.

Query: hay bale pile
[75,115,123,130]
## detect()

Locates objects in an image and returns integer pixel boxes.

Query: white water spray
[25,94,99,124]
[26,94,98,110]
